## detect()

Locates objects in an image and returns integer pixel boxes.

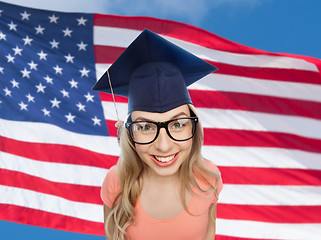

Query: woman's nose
[153,128,172,152]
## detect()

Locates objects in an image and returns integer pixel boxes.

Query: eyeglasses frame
[125,116,199,144]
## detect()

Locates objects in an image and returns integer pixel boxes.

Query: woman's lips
[151,153,179,167]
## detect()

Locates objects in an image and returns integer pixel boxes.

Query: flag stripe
[1,151,106,186]
[220,185,321,206]
[0,169,102,204]
[0,186,102,222]
[189,91,321,120]
[96,63,321,102]
[0,119,120,156]
[99,89,321,119]
[0,135,118,168]
[216,219,321,240]
[203,129,321,153]
[218,204,321,223]
[0,204,104,236]
[219,167,321,186]
[94,45,321,84]
[93,26,319,72]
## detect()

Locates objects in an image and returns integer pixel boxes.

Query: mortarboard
[92,29,217,114]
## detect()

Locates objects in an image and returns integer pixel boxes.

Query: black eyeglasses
[125,117,198,144]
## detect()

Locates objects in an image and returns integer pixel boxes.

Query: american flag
[1,1,321,240]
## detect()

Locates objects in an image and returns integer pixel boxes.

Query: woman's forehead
[131,105,190,121]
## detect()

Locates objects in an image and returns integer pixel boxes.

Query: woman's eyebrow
[133,112,188,122]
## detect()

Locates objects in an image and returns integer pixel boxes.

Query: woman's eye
[134,123,154,131]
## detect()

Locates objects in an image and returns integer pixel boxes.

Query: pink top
[101,160,223,240]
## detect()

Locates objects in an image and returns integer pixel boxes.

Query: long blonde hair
[105,105,220,240]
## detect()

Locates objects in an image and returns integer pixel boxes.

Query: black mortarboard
[92,29,217,114]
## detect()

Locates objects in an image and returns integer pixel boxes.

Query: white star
[79,67,90,77]
[35,83,46,93]
[42,108,51,116]
[77,17,87,26]
[4,87,12,97]
[6,54,15,63]
[26,93,35,102]
[21,68,31,78]
[23,35,33,45]
[62,27,72,37]
[69,79,78,88]
[84,92,94,102]
[53,65,63,74]
[28,61,38,70]
[0,66,4,74]
[50,39,59,49]
[18,101,28,111]
[20,11,31,20]
[76,102,86,111]
[0,10,3,17]
[44,75,53,84]
[77,41,87,51]
[50,98,61,108]
[0,32,6,40]
[35,25,45,34]
[65,113,76,123]
[49,14,59,23]
[12,46,23,56]
[37,50,47,60]
[64,53,74,63]
[60,89,70,98]
[11,79,19,88]
[8,21,17,31]
[92,116,101,126]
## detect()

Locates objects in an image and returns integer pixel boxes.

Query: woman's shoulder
[101,165,121,207]
[194,158,223,195]
[201,158,221,173]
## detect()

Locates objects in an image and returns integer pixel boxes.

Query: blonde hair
[105,105,220,240]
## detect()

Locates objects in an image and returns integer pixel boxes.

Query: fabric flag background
[1,1,321,240]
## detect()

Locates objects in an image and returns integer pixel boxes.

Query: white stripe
[219,185,321,206]
[0,119,121,156]
[0,186,103,223]
[96,63,321,103]
[203,146,321,170]
[198,108,321,140]
[217,219,321,240]
[100,101,321,140]
[93,26,318,72]
[0,151,108,186]
[191,73,321,103]
[95,63,110,80]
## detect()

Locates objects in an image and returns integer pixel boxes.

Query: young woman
[93,29,223,240]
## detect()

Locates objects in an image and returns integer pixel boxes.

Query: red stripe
[0,204,104,236]
[0,169,102,204]
[190,90,321,120]
[93,14,281,56]
[203,128,321,154]
[0,136,118,169]
[219,167,321,186]
[218,204,321,224]
[94,45,321,85]
[99,92,128,103]
[100,90,321,120]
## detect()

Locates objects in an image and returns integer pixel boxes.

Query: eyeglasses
[125,117,198,144]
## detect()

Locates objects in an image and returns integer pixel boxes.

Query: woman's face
[131,105,193,178]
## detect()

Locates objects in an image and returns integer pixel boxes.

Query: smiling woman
[93,29,223,240]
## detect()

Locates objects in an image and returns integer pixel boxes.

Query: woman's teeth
[154,154,175,163]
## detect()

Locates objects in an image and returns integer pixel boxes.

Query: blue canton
[0,2,109,136]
